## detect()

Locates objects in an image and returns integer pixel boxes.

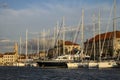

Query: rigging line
[73,19,82,44]
[54,21,63,47]
[101,2,114,55]
[75,22,82,44]
[84,39,89,56]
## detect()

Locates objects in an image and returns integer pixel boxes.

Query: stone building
[3,43,19,65]
[64,41,80,54]
[0,54,3,65]
[47,40,80,58]
[84,31,120,60]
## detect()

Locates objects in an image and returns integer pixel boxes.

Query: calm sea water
[0,66,120,80]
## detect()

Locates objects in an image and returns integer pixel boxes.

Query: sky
[0,0,120,52]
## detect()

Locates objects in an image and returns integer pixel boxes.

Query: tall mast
[93,14,96,61]
[43,29,46,57]
[98,10,101,61]
[56,22,59,56]
[62,17,65,55]
[37,33,39,55]
[113,0,116,56]
[113,0,116,34]
[26,29,28,60]
[20,36,22,55]
[53,27,56,57]
[81,9,84,55]
[20,36,22,62]
[54,27,56,47]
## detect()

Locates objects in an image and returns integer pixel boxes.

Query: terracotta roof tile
[4,52,16,55]
[65,41,79,45]
[0,54,3,58]
[87,31,120,42]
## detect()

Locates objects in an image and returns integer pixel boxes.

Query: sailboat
[87,14,98,68]
[13,36,26,67]
[97,0,118,68]
[37,17,72,68]
[67,9,85,69]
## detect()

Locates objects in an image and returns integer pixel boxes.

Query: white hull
[88,62,98,68]
[67,62,79,69]
[82,62,88,68]
[67,62,84,69]
[87,61,117,68]
[31,63,38,67]
[67,61,118,69]
[13,62,37,67]
[13,62,25,67]
[98,61,117,68]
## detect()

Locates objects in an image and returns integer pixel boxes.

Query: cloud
[0,38,14,52]
[0,40,10,42]
[0,1,119,41]
[0,0,120,53]
[0,2,9,8]
[0,39,11,42]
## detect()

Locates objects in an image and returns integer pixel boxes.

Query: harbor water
[0,66,120,80]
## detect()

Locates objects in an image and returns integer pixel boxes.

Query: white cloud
[0,39,11,42]
[0,2,119,41]
[0,1,120,53]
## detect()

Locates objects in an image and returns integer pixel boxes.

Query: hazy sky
[0,0,120,52]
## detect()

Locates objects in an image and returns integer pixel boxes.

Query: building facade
[47,40,80,59]
[64,41,80,54]
[2,43,19,65]
[84,31,120,60]
[0,54,3,65]
[3,52,16,64]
